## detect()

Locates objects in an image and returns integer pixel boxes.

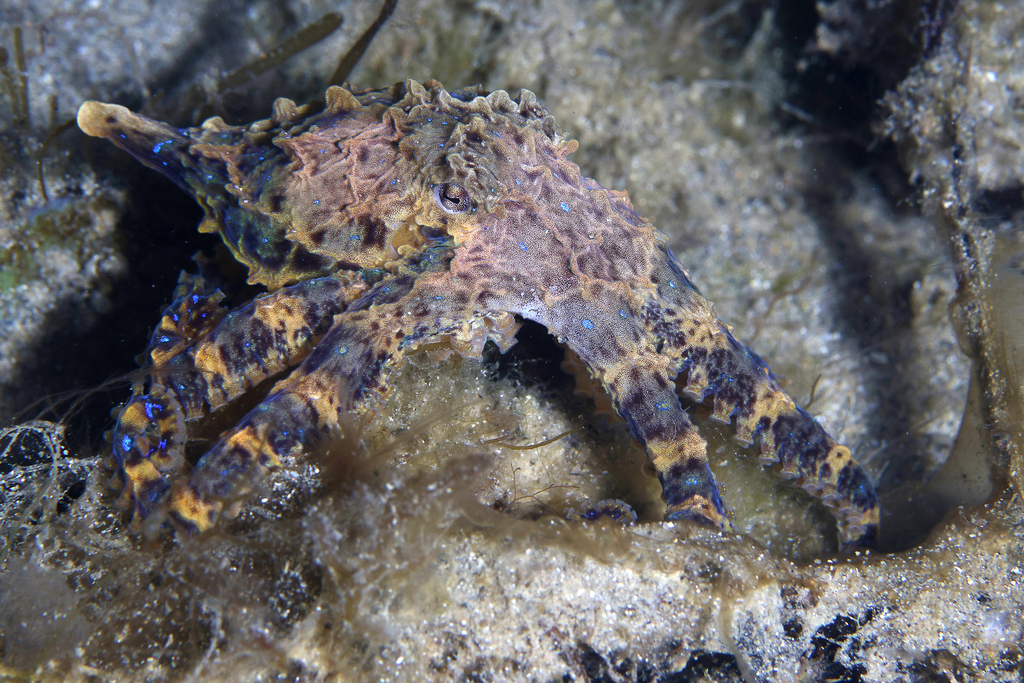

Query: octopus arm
[517,293,734,533]
[112,275,363,522]
[166,273,518,531]
[648,248,880,548]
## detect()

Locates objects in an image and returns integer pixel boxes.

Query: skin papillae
[77,79,879,549]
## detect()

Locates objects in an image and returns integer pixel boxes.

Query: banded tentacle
[646,248,879,548]
[113,274,365,521]
[167,270,521,531]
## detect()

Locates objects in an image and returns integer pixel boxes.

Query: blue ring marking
[121,434,132,452]
[655,400,671,411]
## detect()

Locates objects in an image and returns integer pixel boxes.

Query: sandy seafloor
[0,0,1023,681]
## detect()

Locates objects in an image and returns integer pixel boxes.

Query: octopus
[77,79,879,549]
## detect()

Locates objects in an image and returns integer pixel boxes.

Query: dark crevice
[486,319,573,395]
[972,184,1024,230]
[660,650,743,683]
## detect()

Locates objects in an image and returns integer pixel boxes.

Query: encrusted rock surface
[1,0,1020,681]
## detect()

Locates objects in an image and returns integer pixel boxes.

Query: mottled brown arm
[113,275,363,521]
[168,270,518,531]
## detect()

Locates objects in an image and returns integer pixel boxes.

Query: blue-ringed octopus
[76,79,879,548]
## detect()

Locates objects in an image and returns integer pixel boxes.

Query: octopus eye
[435,183,471,213]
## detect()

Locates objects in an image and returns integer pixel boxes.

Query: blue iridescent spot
[560,202,570,212]
[350,235,360,240]
[619,309,628,319]
[119,134,126,139]
[515,178,521,185]
[121,434,132,452]
[519,241,528,252]
[391,179,397,185]
[492,131,503,138]
[434,295,443,300]
[337,346,349,355]
[669,281,677,289]
[144,401,158,419]
[152,141,167,154]
[685,474,700,487]
[655,400,670,411]
[158,335,170,343]
[313,199,320,205]
[581,318,594,330]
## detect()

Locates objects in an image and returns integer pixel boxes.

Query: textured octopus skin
[77,79,879,548]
